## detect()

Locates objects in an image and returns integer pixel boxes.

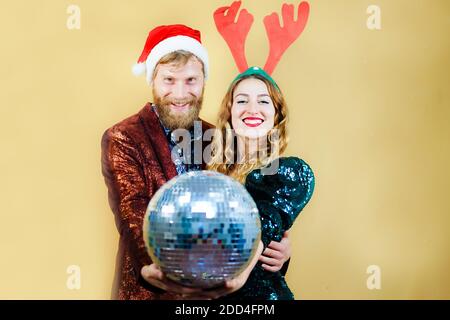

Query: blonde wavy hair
[207,74,289,183]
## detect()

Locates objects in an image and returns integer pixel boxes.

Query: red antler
[263,1,310,75]
[214,1,254,73]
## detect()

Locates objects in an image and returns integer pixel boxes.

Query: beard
[153,88,204,130]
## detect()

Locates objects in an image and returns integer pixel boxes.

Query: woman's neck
[236,136,267,164]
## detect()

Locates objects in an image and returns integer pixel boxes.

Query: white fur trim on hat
[132,35,209,84]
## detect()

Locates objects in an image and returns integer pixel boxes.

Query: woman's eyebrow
[234,93,249,98]
[257,94,270,98]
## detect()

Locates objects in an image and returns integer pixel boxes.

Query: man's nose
[172,82,188,99]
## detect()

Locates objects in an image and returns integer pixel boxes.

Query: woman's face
[231,78,276,140]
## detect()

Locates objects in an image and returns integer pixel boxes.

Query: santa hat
[132,24,209,84]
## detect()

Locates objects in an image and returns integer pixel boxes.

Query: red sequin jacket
[101,103,213,299]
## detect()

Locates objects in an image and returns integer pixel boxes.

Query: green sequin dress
[221,156,315,300]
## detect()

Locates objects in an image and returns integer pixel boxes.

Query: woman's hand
[259,230,291,272]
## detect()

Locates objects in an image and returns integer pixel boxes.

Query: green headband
[231,66,281,92]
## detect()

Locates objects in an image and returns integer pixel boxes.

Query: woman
[207,66,315,300]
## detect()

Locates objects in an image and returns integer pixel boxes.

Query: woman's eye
[259,100,270,104]
[237,100,247,104]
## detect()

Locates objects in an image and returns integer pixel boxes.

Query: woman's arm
[245,157,315,250]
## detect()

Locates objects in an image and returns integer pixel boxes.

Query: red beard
[153,90,204,130]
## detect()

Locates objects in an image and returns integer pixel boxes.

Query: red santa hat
[132,24,209,84]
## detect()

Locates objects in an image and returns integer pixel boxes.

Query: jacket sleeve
[101,128,153,279]
[245,157,315,250]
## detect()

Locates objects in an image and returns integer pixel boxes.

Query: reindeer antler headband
[214,1,310,89]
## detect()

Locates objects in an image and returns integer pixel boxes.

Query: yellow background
[0,0,449,299]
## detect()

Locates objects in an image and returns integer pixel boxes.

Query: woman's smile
[242,116,264,127]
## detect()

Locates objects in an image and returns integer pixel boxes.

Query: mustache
[160,96,197,106]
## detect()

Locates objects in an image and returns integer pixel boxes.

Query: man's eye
[187,78,196,83]
[164,78,173,82]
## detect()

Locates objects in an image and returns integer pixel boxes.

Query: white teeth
[243,119,263,125]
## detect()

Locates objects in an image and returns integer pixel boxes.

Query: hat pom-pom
[132,62,146,76]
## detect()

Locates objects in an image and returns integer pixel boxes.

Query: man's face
[152,57,205,130]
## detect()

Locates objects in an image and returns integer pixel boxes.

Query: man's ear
[150,64,160,83]
[190,55,205,78]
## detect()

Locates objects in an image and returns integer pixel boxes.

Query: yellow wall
[0,0,449,299]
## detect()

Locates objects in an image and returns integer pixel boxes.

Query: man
[101,24,290,300]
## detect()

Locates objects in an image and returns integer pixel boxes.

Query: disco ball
[143,170,261,288]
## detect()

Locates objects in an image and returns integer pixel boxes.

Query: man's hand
[141,264,215,299]
[259,230,291,272]
[140,241,264,299]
